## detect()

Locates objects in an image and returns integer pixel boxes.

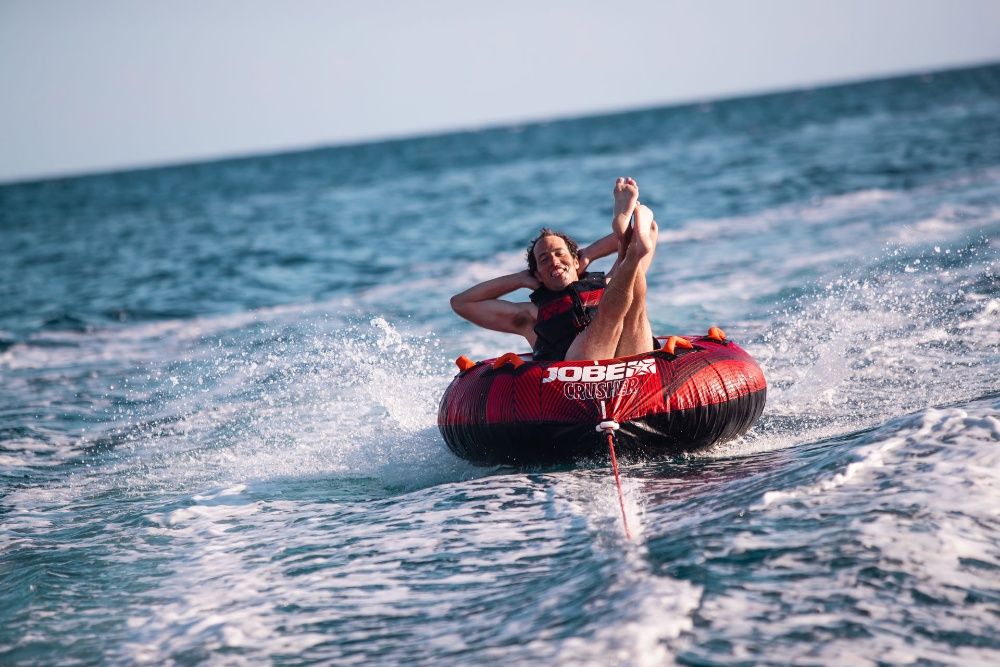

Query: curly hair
[526,228,581,274]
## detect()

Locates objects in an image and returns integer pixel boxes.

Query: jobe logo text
[541,359,656,384]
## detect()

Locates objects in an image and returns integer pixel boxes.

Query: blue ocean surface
[1,64,999,665]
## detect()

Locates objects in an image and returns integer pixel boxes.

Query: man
[450,178,659,361]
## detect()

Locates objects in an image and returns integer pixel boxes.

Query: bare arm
[450,270,540,338]
[578,233,619,272]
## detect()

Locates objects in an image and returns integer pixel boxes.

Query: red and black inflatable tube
[438,335,766,465]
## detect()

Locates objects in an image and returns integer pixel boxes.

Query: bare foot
[612,177,639,236]
[612,177,639,258]
[628,204,656,260]
[613,177,639,218]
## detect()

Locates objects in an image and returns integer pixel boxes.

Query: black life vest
[529,272,606,361]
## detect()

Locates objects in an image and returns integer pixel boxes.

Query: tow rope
[598,401,631,539]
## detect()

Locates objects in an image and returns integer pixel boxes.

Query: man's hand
[519,270,541,290]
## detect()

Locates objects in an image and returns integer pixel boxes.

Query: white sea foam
[0,297,355,371]
[666,188,901,245]
[672,400,1000,664]
[540,473,701,666]
[119,476,578,662]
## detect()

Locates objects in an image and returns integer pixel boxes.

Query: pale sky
[1,0,998,183]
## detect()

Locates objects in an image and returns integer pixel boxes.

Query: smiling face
[532,234,581,291]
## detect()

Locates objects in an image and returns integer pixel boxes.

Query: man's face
[533,235,580,291]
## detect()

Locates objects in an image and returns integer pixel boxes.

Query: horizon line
[3,57,997,188]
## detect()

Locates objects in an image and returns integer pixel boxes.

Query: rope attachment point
[596,420,620,433]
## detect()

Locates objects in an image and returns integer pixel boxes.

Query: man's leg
[614,205,657,357]
[564,204,656,361]
[563,254,640,360]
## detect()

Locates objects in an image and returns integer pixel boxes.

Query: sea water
[1,64,998,665]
